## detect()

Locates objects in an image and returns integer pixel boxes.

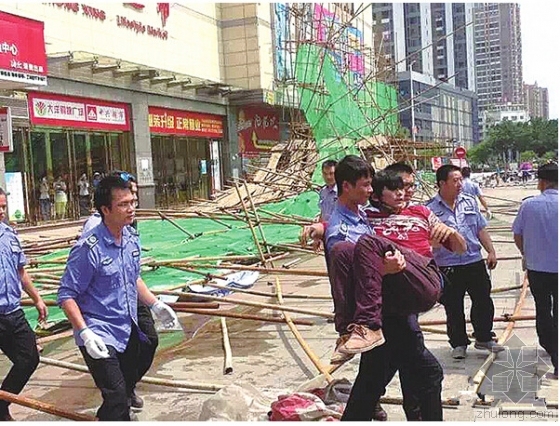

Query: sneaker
[330,334,355,364]
[451,346,467,359]
[340,324,385,354]
[474,340,505,353]
[373,401,388,421]
[129,389,144,412]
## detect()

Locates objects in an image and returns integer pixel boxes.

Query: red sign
[28,92,131,131]
[455,146,467,159]
[430,156,442,171]
[148,106,224,138]
[0,11,47,85]
[237,107,280,156]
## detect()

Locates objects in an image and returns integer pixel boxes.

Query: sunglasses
[119,172,136,183]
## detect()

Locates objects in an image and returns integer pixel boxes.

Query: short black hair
[384,162,413,175]
[335,155,374,195]
[322,160,337,170]
[436,164,461,187]
[537,163,558,183]
[372,170,404,200]
[94,176,132,219]
[461,167,471,178]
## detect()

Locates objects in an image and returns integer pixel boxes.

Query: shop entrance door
[49,131,73,220]
[186,138,210,200]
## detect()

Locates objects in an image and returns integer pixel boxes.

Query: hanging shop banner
[237,107,280,157]
[0,11,48,86]
[5,172,26,222]
[0,107,13,153]
[148,106,224,138]
[27,92,131,131]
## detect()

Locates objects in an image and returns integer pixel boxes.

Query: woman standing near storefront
[53,176,68,220]
[77,173,91,217]
[39,176,51,221]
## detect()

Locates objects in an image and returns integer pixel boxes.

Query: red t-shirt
[364,205,445,258]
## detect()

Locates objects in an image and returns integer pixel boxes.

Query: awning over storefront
[0,11,47,89]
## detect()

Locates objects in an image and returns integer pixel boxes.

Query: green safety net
[26,44,400,330]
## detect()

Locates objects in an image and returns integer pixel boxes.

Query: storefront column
[0,153,6,191]
[130,94,156,209]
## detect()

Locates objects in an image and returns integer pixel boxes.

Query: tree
[519,150,537,162]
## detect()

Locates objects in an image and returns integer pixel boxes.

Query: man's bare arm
[60,299,87,331]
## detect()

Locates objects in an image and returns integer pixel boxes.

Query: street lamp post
[410,62,418,169]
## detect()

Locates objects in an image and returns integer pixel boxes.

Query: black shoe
[0,412,14,421]
[130,390,144,411]
[373,402,388,421]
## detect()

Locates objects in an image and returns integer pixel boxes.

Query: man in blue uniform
[318,160,338,222]
[427,165,504,359]
[0,188,48,421]
[80,171,155,410]
[512,163,558,378]
[58,176,179,421]
[461,167,492,219]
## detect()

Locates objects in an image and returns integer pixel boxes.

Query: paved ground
[3,184,558,421]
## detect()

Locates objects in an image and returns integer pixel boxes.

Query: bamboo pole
[153,289,333,319]
[418,314,535,327]
[177,262,328,277]
[157,211,197,239]
[233,181,268,268]
[274,277,334,382]
[220,317,234,375]
[195,211,233,229]
[0,390,96,421]
[36,330,74,345]
[39,357,224,392]
[243,180,275,268]
[171,307,314,326]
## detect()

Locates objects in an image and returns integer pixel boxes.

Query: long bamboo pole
[171,307,314,326]
[177,262,328,277]
[243,180,275,268]
[275,277,334,382]
[39,357,224,392]
[0,390,96,421]
[157,211,197,239]
[220,317,234,375]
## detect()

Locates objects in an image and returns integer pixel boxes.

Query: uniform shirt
[318,184,338,221]
[461,177,482,198]
[325,201,371,253]
[512,189,558,273]
[81,212,102,236]
[0,223,27,315]
[58,222,143,352]
[426,193,487,267]
[364,204,445,258]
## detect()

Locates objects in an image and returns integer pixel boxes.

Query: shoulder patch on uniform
[434,211,444,216]
[101,257,113,266]
[340,223,348,237]
[132,249,140,257]
[85,234,99,248]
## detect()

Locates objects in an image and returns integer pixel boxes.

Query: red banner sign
[0,11,47,86]
[28,92,131,131]
[148,106,224,138]
[237,107,280,156]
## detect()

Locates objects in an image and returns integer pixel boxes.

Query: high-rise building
[473,3,523,138]
[524,82,549,120]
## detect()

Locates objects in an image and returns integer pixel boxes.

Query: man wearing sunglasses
[78,171,157,412]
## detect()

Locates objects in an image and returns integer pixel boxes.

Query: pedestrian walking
[38,176,51,221]
[512,163,558,378]
[78,173,91,217]
[318,160,338,222]
[427,165,504,359]
[461,167,492,219]
[0,188,48,421]
[57,176,179,420]
[53,176,68,220]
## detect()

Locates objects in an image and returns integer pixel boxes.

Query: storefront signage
[28,92,131,131]
[5,172,26,222]
[237,107,280,156]
[148,106,223,138]
[0,107,13,153]
[0,11,48,86]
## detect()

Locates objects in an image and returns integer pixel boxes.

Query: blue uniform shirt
[58,222,143,352]
[462,177,482,198]
[81,212,102,236]
[0,223,27,315]
[426,193,488,267]
[318,184,338,222]
[512,189,558,273]
[325,201,372,253]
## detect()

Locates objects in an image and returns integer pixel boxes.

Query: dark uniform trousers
[0,309,40,417]
[528,270,558,369]
[136,302,158,383]
[440,260,494,347]
[327,235,443,421]
[80,325,152,421]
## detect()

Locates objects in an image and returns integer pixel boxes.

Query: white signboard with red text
[27,92,131,131]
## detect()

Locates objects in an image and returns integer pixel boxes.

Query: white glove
[485,210,493,220]
[79,328,109,359]
[150,300,180,330]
